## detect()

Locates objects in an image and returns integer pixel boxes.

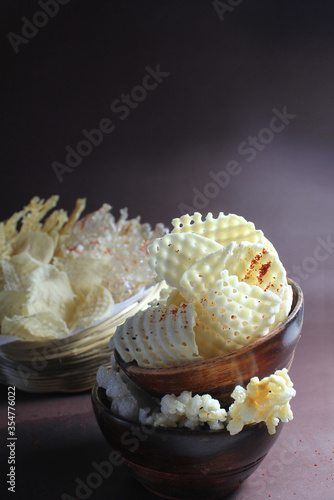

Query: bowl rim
[91,383,270,436]
[115,277,304,376]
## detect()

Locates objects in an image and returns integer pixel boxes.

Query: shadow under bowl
[115,278,304,407]
[92,385,284,499]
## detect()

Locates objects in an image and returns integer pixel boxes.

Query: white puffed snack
[111,302,203,368]
[227,368,296,435]
[140,390,227,430]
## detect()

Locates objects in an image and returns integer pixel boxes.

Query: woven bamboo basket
[0,282,165,393]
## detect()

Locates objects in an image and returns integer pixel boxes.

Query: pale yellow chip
[0,290,27,323]
[0,222,11,260]
[1,311,69,340]
[171,212,275,249]
[13,231,55,264]
[2,252,41,292]
[215,241,287,297]
[189,270,281,357]
[59,198,86,235]
[69,285,114,330]
[16,196,60,235]
[25,264,76,323]
[275,283,293,324]
[57,255,106,295]
[148,233,222,289]
[166,288,188,308]
[42,209,69,236]
[111,302,203,368]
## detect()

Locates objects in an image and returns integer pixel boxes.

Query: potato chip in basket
[69,285,114,330]
[2,311,69,340]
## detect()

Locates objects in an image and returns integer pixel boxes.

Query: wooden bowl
[92,385,284,499]
[115,279,304,407]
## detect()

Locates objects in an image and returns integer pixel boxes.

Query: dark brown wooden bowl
[115,279,304,408]
[91,385,284,499]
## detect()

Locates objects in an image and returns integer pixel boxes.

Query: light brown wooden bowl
[115,279,303,407]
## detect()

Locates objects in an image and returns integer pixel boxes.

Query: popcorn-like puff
[227,368,295,435]
[141,391,228,430]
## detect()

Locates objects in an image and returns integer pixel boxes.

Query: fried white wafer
[184,270,281,357]
[148,233,222,289]
[2,311,69,340]
[181,241,287,299]
[111,302,203,368]
[218,241,287,297]
[274,282,293,324]
[171,212,275,249]
[69,285,114,330]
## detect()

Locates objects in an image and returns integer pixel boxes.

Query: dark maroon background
[1,1,334,499]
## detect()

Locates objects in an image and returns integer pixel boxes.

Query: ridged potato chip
[172,212,276,251]
[2,311,69,340]
[148,233,222,289]
[69,285,114,330]
[111,302,203,368]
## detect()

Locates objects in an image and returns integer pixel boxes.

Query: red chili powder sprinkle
[258,261,271,281]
